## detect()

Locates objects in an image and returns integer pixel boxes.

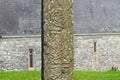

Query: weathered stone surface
[43,0,74,80]
[1,34,120,71]
[0,35,41,71]
[74,34,120,70]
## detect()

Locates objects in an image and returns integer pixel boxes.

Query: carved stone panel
[43,0,74,80]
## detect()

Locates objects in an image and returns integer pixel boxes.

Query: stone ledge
[75,33,120,36]
[2,35,41,39]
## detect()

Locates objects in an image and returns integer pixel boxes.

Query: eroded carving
[43,0,74,80]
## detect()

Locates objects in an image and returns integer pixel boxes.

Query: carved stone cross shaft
[41,0,74,80]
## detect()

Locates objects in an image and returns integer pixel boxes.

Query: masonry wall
[74,34,120,70]
[0,35,41,71]
[1,34,120,71]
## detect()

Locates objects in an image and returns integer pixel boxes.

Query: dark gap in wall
[29,49,34,68]
[94,42,96,52]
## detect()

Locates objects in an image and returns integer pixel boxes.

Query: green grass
[74,70,120,80]
[0,71,41,80]
[0,70,120,80]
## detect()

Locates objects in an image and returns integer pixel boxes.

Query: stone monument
[42,0,74,80]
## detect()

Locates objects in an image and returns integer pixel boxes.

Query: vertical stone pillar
[43,0,74,80]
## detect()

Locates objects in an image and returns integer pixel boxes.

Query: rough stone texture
[43,0,74,80]
[74,34,120,70]
[1,34,120,71]
[0,35,41,71]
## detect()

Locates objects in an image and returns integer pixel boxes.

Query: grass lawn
[74,70,120,80]
[0,71,41,80]
[0,70,120,80]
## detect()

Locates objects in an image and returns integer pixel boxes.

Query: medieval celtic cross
[41,0,74,80]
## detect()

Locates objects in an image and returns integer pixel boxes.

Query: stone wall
[0,35,41,71]
[74,33,120,70]
[1,34,120,71]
